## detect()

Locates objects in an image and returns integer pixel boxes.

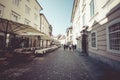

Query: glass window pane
[109,22,120,51]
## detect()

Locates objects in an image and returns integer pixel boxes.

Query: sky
[38,0,74,36]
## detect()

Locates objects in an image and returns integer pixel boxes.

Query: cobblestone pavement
[0,48,120,80]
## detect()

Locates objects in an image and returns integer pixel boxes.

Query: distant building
[66,26,73,45]
[57,35,66,45]
[40,13,53,47]
[51,35,61,45]
[71,0,120,69]
[40,13,51,36]
[59,35,66,45]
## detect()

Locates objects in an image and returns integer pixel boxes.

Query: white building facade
[57,35,66,45]
[71,0,120,69]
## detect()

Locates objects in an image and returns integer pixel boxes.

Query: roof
[71,0,80,22]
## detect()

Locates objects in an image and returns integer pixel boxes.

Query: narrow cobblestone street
[0,48,120,80]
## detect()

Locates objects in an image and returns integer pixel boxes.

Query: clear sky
[37,0,74,36]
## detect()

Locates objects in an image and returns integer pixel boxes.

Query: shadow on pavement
[0,52,35,72]
[77,52,120,80]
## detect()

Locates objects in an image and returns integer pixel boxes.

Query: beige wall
[40,14,51,36]
[0,0,42,30]
[40,14,52,47]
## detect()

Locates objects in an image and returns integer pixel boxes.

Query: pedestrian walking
[66,44,68,50]
[74,44,77,50]
[72,44,75,51]
[72,44,77,51]
[69,44,72,51]
[63,44,66,50]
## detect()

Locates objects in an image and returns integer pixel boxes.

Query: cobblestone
[0,48,120,80]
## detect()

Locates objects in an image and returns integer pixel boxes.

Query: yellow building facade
[0,0,43,50]
[40,13,52,47]
[0,0,42,30]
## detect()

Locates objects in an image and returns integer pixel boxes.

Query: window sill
[107,49,120,55]
[91,46,98,50]
[89,12,99,22]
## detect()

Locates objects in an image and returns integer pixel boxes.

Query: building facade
[56,34,66,45]
[0,0,43,50]
[59,35,66,45]
[40,13,52,47]
[0,0,42,30]
[66,26,73,45]
[71,0,120,69]
[71,0,80,46]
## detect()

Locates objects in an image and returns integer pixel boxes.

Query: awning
[16,27,45,36]
[41,34,52,40]
[0,18,44,36]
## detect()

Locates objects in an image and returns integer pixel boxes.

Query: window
[0,4,4,17]
[34,6,38,11]
[34,24,38,29]
[82,14,85,26]
[25,5,31,14]
[91,32,97,48]
[90,0,94,17]
[70,29,72,34]
[11,11,20,22]
[67,32,69,36]
[24,19,30,25]
[34,13,38,20]
[70,36,72,41]
[82,0,85,5]
[12,0,20,6]
[108,22,120,52]
[27,0,30,2]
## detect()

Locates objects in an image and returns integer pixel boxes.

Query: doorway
[81,32,88,54]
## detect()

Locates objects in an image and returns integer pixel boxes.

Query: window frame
[25,5,31,15]
[0,4,5,17]
[11,11,20,22]
[106,18,120,54]
[12,0,21,7]
[90,0,95,18]
[34,13,38,20]
[34,24,38,29]
[90,31,97,49]
[82,13,85,26]
[26,0,30,2]
[24,18,30,25]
